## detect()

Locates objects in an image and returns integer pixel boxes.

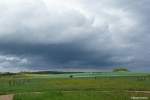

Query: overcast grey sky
[0,0,150,72]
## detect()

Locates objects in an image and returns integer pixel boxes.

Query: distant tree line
[113,67,129,72]
[0,72,17,76]
[0,71,84,76]
[19,71,84,74]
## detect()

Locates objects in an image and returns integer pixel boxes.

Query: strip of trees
[113,67,129,72]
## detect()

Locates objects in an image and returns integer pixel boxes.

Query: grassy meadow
[0,72,150,100]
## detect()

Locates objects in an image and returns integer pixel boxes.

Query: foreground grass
[14,91,150,100]
[0,72,150,100]
[0,74,150,93]
[0,79,149,93]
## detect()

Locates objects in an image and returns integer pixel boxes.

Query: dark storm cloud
[0,41,120,70]
[0,0,150,71]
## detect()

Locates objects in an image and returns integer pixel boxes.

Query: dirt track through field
[0,94,14,100]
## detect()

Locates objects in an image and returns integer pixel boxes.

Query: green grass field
[0,72,150,100]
